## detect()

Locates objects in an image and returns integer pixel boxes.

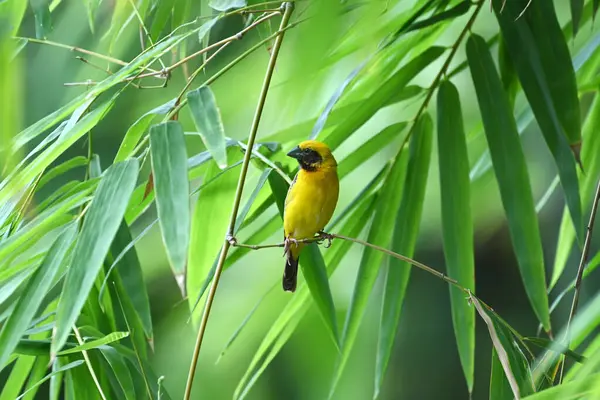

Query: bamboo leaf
[235,193,376,400]
[0,224,76,368]
[329,138,411,397]
[208,0,245,11]
[99,346,136,400]
[16,360,84,400]
[552,95,600,288]
[114,99,176,163]
[522,374,600,399]
[57,332,129,355]
[37,156,88,191]
[570,0,584,38]
[268,171,339,348]
[187,86,228,168]
[493,0,583,245]
[526,0,582,156]
[467,33,550,332]
[471,295,534,398]
[490,348,513,400]
[21,355,50,400]
[324,46,445,150]
[150,121,190,278]
[82,0,100,33]
[375,114,432,397]
[53,159,139,353]
[405,0,471,33]
[436,80,476,393]
[187,158,238,316]
[0,356,36,400]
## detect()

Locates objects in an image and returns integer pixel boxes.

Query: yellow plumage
[282,140,339,292]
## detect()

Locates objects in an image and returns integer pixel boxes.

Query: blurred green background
[6,0,600,398]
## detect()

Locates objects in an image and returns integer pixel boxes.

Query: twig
[229,232,462,290]
[72,325,108,400]
[559,177,600,382]
[182,4,295,400]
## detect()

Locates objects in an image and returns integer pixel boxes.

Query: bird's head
[287,140,337,171]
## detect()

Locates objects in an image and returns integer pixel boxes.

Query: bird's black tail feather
[283,254,298,292]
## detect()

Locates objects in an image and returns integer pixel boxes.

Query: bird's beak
[286,146,303,160]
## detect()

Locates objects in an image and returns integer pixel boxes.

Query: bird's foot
[283,237,299,256]
[317,231,334,248]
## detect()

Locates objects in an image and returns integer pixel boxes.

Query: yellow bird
[282,140,339,292]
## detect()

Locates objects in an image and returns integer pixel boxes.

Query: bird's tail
[283,253,298,292]
[283,243,303,292]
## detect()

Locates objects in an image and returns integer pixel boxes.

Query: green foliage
[2,0,600,399]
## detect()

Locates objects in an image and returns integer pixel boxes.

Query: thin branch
[559,177,600,382]
[229,232,462,290]
[128,0,167,70]
[73,325,108,400]
[182,4,295,400]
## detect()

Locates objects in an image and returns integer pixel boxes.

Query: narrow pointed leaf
[467,34,550,331]
[53,159,139,353]
[522,373,600,399]
[57,332,129,355]
[0,356,35,400]
[114,99,176,163]
[187,159,238,316]
[150,121,190,277]
[526,0,582,156]
[208,0,245,11]
[436,81,475,393]
[330,139,411,397]
[187,86,228,168]
[552,95,600,288]
[235,194,376,399]
[99,346,136,400]
[16,360,84,400]
[471,295,534,398]
[490,348,513,400]
[493,0,583,245]
[268,171,339,348]
[376,114,432,397]
[0,224,76,368]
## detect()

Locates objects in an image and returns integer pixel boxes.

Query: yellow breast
[283,167,339,240]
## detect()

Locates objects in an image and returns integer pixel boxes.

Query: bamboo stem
[182,4,294,399]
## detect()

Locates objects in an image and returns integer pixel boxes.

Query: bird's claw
[283,237,299,256]
[317,231,334,248]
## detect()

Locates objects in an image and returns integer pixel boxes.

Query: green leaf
[471,295,534,398]
[187,86,228,168]
[30,0,53,39]
[235,193,376,400]
[114,99,176,163]
[523,374,600,399]
[595,0,600,21]
[57,332,129,355]
[53,159,139,353]
[0,224,76,368]
[570,0,584,38]
[323,46,445,150]
[82,0,100,33]
[16,360,85,400]
[267,170,339,348]
[233,168,271,233]
[330,147,410,397]
[0,0,28,35]
[467,33,550,332]
[0,98,115,205]
[37,156,88,191]
[436,80,476,393]
[0,356,35,400]
[493,0,583,245]
[99,346,136,400]
[552,94,600,289]
[107,221,153,341]
[208,0,245,11]
[150,0,175,41]
[21,355,50,400]
[187,159,238,317]
[197,16,219,42]
[522,337,585,363]
[526,0,582,153]
[150,121,190,277]
[405,0,471,33]
[490,348,514,400]
[376,114,432,397]
[337,122,407,178]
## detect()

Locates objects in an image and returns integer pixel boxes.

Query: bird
[282,140,339,292]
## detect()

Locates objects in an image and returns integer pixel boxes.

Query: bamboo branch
[559,176,600,382]
[182,4,295,399]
